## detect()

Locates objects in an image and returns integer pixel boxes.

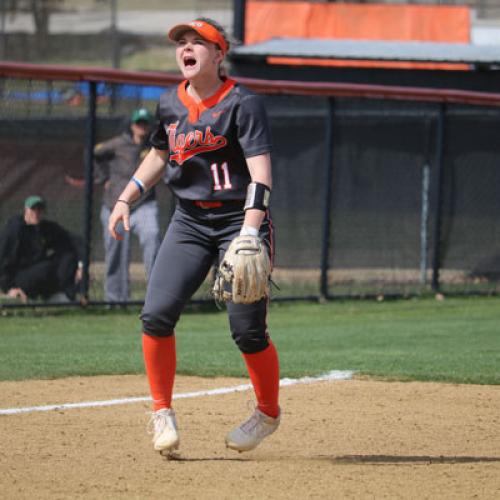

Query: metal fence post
[320,97,335,299]
[431,103,445,292]
[419,162,431,285]
[82,81,97,303]
[233,0,246,44]
[0,0,6,60]
[110,0,120,69]
[420,117,433,286]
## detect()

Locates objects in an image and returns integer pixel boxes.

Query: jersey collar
[178,78,236,124]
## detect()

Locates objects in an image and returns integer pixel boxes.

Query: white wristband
[240,225,259,237]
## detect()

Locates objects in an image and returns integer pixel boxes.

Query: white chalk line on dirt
[0,370,354,416]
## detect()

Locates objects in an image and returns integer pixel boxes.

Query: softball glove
[213,235,271,304]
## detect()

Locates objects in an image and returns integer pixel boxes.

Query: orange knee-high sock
[242,340,280,419]
[142,333,176,412]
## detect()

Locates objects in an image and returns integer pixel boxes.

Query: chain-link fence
[1,64,500,307]
[266,94,500,299]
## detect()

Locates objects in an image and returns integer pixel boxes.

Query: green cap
[24,195,46,209]
[131,108,153,123]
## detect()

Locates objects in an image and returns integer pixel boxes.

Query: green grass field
[1,296,499,384]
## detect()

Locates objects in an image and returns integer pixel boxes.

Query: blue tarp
[6,82,165,103]
[75,82,165,101]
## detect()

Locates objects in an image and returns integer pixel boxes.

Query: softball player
[108,18,280,456]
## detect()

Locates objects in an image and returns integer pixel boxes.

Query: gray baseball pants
[101,200,161,302]
[140,200,274,354]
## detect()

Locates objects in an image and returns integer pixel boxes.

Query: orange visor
[168,20,228,55]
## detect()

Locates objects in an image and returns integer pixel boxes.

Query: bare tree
[6,0,63,54]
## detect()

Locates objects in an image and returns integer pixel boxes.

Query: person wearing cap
[93,107,161,302]
[0,195,82,302]
[108,18,281,457]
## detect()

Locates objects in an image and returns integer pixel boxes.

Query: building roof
[231,38,500,66]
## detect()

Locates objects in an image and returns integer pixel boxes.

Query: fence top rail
[2,61,500,108]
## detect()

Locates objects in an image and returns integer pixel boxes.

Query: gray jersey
[150,79,272,201]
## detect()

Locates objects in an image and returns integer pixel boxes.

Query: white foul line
[0,370,354,416]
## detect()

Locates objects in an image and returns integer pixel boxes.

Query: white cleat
[225,408,280,452]
[148,408,180,456]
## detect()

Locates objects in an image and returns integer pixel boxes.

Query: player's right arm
[108,148,168,240]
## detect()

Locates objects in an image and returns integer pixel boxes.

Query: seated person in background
[0,195,82,303]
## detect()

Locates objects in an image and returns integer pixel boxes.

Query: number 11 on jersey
[210,162,232,191]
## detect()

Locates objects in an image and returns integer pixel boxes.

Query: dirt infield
[1,375,499,499]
